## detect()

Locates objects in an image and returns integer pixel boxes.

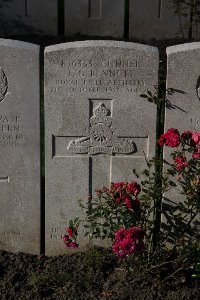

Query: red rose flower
[158,134,166,146]
[112,241,126,258]
[174,155,187,171]
[63,234,70,244]
[127,181,141,197]
[127,227,145,239]
[181,130,192,140]
[68,241,79,249]
[132,198,140,211]
[192,148,200,159]
[158,128,180,148]
[66,227,74,237]
[115,228,127,242]
[116,197,122,204]
[192,132,200,145]
[111,182,126,191]
[113,227,145,257]
[124,197,133,209]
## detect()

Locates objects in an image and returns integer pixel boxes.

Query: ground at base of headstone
[0,248,199,300]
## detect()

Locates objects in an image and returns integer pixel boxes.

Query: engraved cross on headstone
[54,102,148,194]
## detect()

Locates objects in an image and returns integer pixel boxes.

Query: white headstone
[65,0,124,37]
[129,0,190,41]
[45,41,159,255]
[164,43,200,239]
[0,39,40,254]
[0,0,57,36]
[166,43,200,145]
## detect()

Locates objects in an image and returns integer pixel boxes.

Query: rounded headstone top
[45,40,158,55]
[0,39,39,52]
[166,42,200,55]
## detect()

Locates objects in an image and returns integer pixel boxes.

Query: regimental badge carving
[67,103,135,155]
[0,68,8,103]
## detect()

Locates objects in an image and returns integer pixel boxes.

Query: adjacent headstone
[0,39,40,254]
[65,0,124,37]
[0,0,57,36]
[166,43,200,150]
[129,0,189,41]
[164,43,200,240]
[45,41,159,255]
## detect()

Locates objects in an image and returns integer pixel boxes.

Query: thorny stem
[161,267,185,282]
[152,67,166,251]
[180,208,198,236]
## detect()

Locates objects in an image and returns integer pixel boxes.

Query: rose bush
[63,180,146,257]
[158,128,200,247]
[63,128,200,268]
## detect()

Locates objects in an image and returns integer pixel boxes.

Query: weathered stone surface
[0,39,40,254]
[166,43,200,145]
[45,41,158,255]
[164,43,200,238]
[65,0,124,37]
[0,0,57,36]
[129,0,189,41]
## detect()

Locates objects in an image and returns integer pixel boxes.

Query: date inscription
[3,230,21,236]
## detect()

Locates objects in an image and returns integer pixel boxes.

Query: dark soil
[0,248,199,300]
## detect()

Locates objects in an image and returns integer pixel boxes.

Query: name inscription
[0,114,24,146]
[50,59,147,94]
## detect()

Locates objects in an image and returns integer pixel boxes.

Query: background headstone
[0,0,57,36]
[129,0,190,41]
[45,41,159,255]
[65,0,125,37]
[192,0,200,41]
[0,39,40,254]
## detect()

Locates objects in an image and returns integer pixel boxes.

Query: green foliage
[78,194,141,241]
[140,85,164,105]
[29,269,72,289]
[82,248,116,271]
[192,262,200,279]
[168,0,200,40]
[168,0,191,17]
[180,241,200,266]
[133,157,169,251]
